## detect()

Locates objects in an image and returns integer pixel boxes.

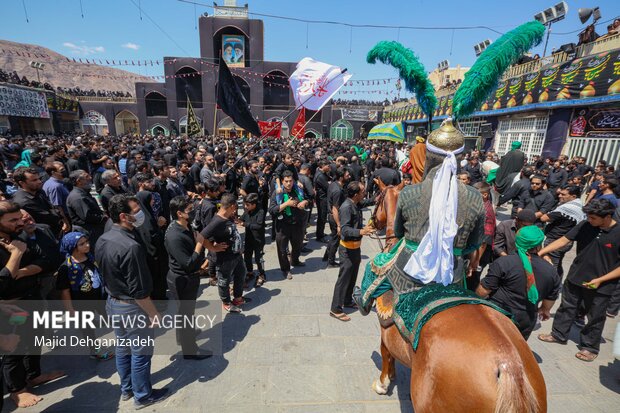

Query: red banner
[290,108,306,139]
[258,121,282,138]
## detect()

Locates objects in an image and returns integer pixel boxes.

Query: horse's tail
[494,362,539,413]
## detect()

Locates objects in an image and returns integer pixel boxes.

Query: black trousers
[244,239,265,274]
[330,246,361,313]
[324,215,339,263]
[275,222,303,272]
[605,282,620,316]
[315,197,328,239]
[147,250,169,300]
[466,246,493,292]
[551,280,611,353]
[544,238,573,278]
[167,271,200,355]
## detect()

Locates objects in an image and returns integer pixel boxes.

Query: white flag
[289,57,352,111]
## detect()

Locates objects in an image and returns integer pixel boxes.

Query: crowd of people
[0,68,132,97]
[0,130,618,408]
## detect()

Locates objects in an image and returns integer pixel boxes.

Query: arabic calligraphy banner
[383,48,620,122]
[0,84,50,118]
[46,94,79,114]
[570,107,620,137]
[341,108,379,122]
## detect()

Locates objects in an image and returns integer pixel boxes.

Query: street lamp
[29,61,45,83]
[474,40,492,57]
[534,2,569,57]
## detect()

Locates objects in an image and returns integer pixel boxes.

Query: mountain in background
[0,39,156,94]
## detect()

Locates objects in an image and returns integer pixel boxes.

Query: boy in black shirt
[200,193,247,313]
[538,199,620,361]
[241,193,266,287]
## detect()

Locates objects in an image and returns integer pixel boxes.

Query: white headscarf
[403,141,464,285]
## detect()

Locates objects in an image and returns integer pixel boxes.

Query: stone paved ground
[5,208,620,412]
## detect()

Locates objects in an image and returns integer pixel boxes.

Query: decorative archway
[179,115,203,135]
[263,70,289,110]
[145,91,167,117]
[150,123,170,137]
[267,117,289,139]
[330,119,354,141]
[81,110,108,136]
[304,128,322,139]
[175,66,203,108]
[115,110,139,135]
[360,121,377,139]
[217,116,252,138]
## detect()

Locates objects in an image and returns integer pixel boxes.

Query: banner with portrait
[222,35,245,68]
[0,84,50,118]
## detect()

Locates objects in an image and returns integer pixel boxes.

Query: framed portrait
[222,35,245,67]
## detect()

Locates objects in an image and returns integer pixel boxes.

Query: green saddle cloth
[392,283,512,351]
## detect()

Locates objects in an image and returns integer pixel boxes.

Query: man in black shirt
[538,199,620,361]
[100,170,126,216]
[523,175,556,223]
[493,209,536,257]
[201,193,246,313]
[240,160,262,201]
[269,170,310,279]
[95,194,169,408]
[547,160,568,196]
[464,157,483,184]
[540,185,585,277]
[241,193,266,287]
[370,157,400,195]
[324,167,349,266]
[476,225,560,339]
[330,182,374,321]
[66,170,107,245]
[189,151,204,192]
[12,167,66,238]
[0,201,64,408]
[164,196,210,359]
[498,166,534,218]
[313,161,331,242]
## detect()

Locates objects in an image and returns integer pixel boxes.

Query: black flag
[217,59,261,137]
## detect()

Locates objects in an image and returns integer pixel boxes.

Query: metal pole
[35,68,41,83]
[542,22,552,57]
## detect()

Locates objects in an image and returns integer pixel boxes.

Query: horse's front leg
[372,338,395,395]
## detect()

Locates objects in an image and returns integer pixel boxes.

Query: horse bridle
[369,188,398,251]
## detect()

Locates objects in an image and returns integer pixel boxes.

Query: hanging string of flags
[0,48,399,86]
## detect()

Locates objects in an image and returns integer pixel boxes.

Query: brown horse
[368,178,547,412]
[370,178,403,251]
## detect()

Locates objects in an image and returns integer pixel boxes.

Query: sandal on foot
[330,311,351,322]
[537,334,566,344]
[575,349,597,362]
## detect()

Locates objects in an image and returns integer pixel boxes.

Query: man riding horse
[354,119,485,314]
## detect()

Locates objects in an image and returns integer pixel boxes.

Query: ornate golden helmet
[427,118,464,152]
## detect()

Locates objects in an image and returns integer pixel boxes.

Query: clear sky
[2,0,618,99]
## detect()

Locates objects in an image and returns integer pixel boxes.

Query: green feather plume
[367,41,437,117]
[452,21,545,119]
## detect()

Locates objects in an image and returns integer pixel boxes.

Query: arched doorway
[266,117,289,139]
[81,110,108,135]
[304,129,322,139]
[217,116,252,138]
[263,70,289,110]
[150,123,170,137]
[360,121,377,139]
[330,119,354,141]
[115,110,140,135]
[179,115,203,136]
[175,66,203,108]
[145,91,167,117]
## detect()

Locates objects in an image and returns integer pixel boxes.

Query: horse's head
[371,184,402,251]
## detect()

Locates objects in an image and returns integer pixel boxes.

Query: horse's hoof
[372,378,389,395]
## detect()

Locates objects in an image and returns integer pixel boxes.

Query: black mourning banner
[570,107,620,137]
[217,59,261,137]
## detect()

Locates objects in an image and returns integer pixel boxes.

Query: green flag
[186,95,201,137]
